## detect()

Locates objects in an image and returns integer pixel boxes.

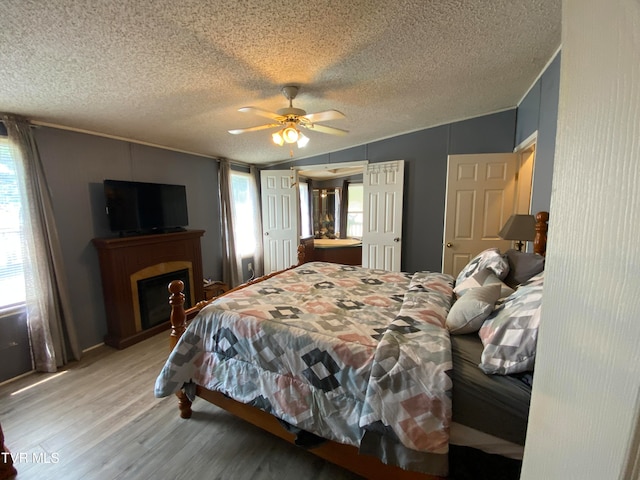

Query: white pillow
[446,283,501,334]
[454,268,515,299]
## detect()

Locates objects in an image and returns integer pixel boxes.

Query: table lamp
[498,214,536,251]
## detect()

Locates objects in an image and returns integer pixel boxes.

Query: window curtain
[2,114,80,372]
[249,165,264,278]
[308,179,316,237]
[306,179,314,237]
[218,159,242,287]
[340,180,349,239]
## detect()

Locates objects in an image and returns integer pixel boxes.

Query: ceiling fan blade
[238,106,284,121]
[302,123,349,136]
[301,110,345,123]
[228,123,281,135]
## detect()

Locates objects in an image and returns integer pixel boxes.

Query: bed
[155,211,549,479]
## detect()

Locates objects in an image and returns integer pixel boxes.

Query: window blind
[0,137,26,308]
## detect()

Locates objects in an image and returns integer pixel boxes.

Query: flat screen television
[104,179,189,235]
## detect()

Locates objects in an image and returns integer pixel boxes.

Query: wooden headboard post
[534,211,549,256]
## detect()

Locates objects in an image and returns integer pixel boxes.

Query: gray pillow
[446,283,502,335]
[478,272,544,375]
[503,249,545,288]
[455,248,510,286]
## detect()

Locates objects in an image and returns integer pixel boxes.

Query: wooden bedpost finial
[534,211,549,256]
[168,279,193,419]
[168,280,186,349]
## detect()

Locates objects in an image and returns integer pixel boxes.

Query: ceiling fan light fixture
[283,125,299,144]
[297,133,309,148]
[232,86,346,151]
[272,130,284,146]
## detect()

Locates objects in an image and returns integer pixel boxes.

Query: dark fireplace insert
[138,269,191,330]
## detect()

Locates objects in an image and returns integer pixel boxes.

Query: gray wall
[269,110,517,273]
[516,52,561,214]
[0,310,31,383]
[34,127,223,350]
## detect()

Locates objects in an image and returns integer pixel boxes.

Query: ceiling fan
[228,86,348,149]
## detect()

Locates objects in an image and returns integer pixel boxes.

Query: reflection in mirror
[313,188,340,238]
[296,162,365,242]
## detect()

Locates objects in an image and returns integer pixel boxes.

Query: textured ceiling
[0,1,561,165]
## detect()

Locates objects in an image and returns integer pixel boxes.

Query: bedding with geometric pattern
[478,272,544,375]
[155,262,455,475]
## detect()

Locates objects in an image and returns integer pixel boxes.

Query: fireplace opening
[138,269,191,330]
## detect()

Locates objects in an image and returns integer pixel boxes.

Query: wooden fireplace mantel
[92,229,205,349]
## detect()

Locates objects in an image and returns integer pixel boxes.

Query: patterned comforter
[155,262,454,472]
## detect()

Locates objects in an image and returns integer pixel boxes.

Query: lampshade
[282,126,299,143]
[499,214,536,251]
[297,133,309,148]
[272,131,284,146]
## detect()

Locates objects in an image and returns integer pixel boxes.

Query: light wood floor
[0,332,362,480]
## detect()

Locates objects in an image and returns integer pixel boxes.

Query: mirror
[313,188,341,238]
[296,161,366,240]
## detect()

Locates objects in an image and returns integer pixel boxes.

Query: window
[0,138,25,308]
[230,171,259,257]
[346,184,363,238]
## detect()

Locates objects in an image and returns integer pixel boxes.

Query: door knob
[264,232,269,236]
[446,242,453,248]
[393,237,400,242]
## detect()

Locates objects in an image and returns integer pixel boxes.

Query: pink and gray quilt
[155,262,454,471]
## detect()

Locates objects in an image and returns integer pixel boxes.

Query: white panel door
[442,153,518,277]
[362,160,404,271]
[260,170,299,274]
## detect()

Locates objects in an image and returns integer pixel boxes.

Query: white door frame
[514,131,537,216]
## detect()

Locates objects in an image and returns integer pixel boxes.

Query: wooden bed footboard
[194,386,441,480]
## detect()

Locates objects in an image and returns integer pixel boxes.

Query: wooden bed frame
[166,211,550,480]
